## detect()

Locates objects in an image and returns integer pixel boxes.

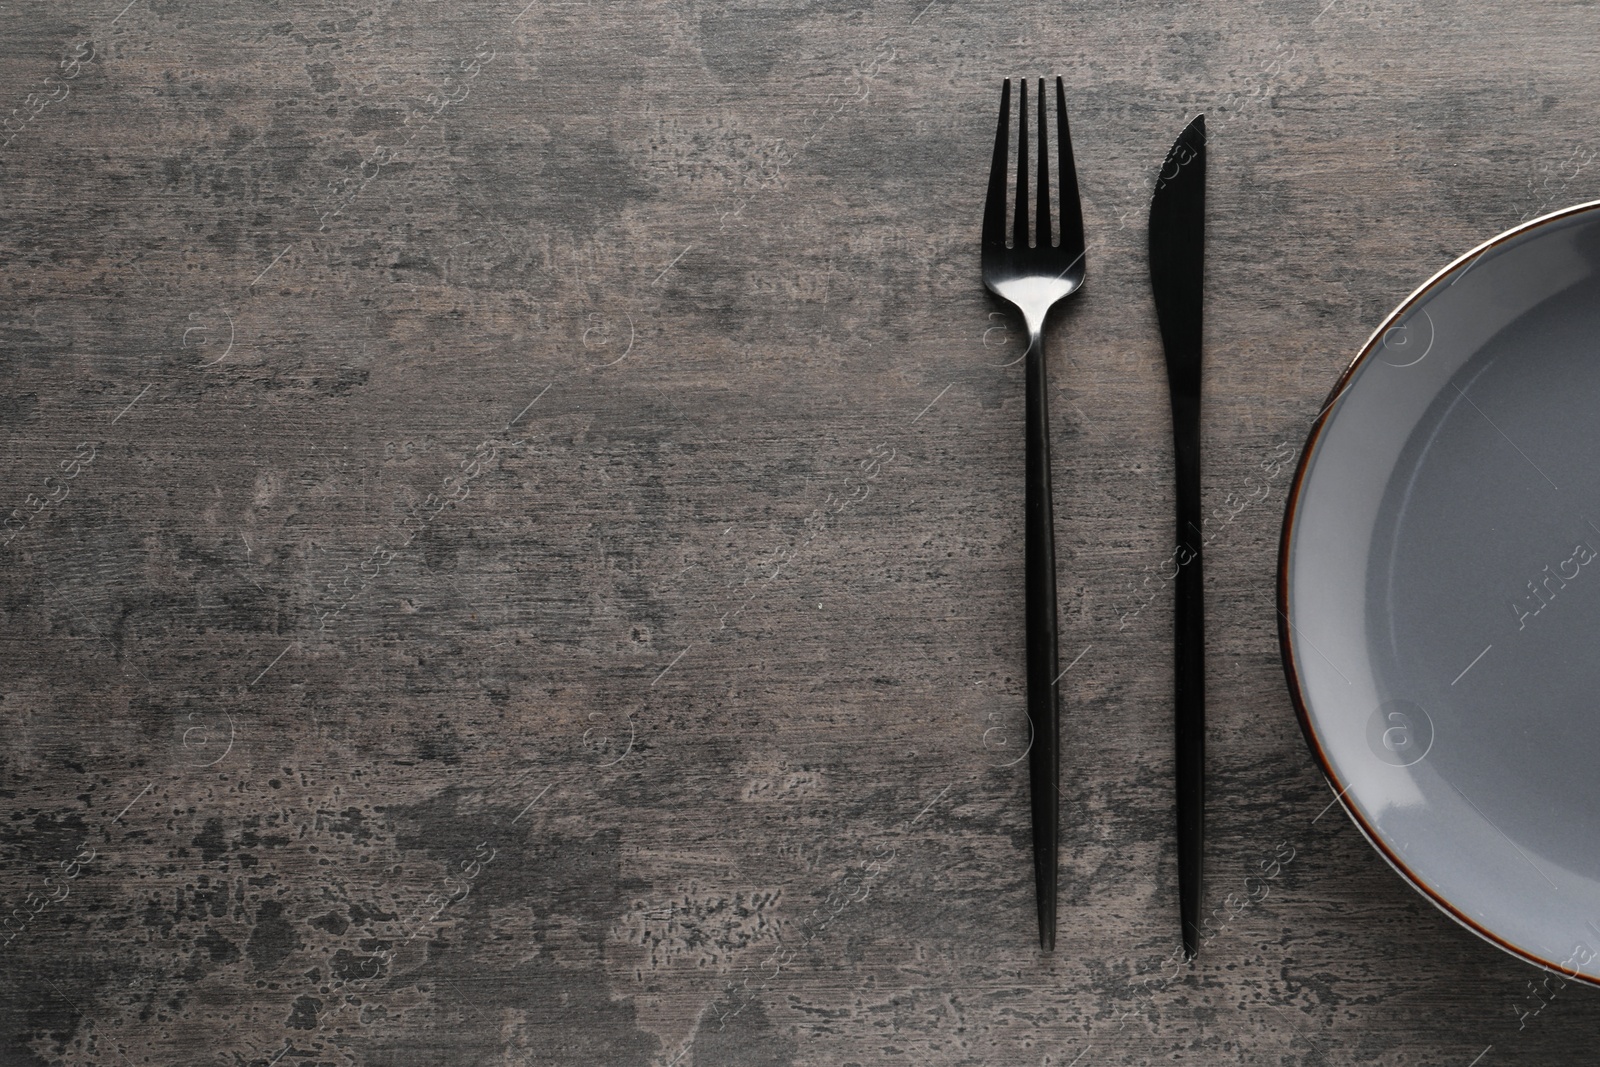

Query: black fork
[980,77,1087,951]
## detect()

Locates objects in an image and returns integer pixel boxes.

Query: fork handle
[1024,328,1061,952]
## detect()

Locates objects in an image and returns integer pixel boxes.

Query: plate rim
[1277,197,1600,984]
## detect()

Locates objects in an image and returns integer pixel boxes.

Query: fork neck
[1020,306,1050,347]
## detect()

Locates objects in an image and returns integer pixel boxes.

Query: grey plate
[1281,200,1600,982]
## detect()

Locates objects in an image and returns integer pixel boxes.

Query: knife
[1148,114,1207,959]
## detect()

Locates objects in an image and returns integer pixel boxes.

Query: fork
[981,76,1086,951]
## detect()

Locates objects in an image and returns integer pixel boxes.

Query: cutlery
[1148,115,1207,958]
[981,76,1086,951]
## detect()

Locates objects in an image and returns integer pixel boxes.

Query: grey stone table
[0,0,1595,1063]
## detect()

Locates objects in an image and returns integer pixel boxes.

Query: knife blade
[1148,114,1207,959]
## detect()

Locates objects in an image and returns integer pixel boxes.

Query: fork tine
[1036,77,1051,249]
[983,79,1011,249]
[1013,78,1029,250]
[1056,77,1085,260]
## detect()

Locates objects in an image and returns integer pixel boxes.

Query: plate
[1280,200,1600,982]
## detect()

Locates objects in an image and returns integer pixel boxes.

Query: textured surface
[0,1,1597,1064]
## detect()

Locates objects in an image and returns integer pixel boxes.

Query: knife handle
[1171,392,1205,957]
[1024,328,1061,952]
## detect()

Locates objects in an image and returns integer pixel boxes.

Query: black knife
[1148,115,1207,959]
